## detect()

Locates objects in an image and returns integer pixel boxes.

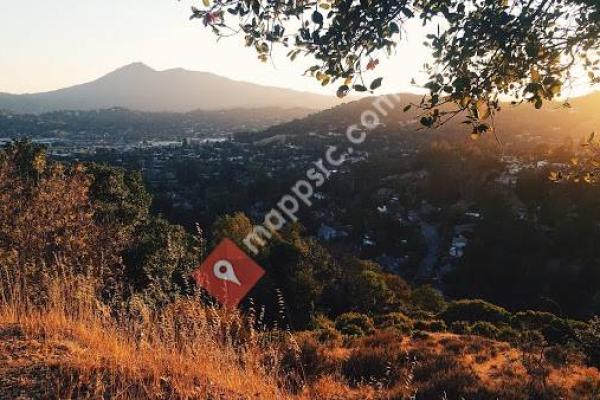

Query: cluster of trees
[448,168,600,319]
[0,141,202,307]
[211,212,413,328]
[0,141,415,328]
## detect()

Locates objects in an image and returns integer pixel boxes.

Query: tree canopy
[191,0,600,132]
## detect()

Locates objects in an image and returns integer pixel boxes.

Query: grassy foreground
[0,268,293,399]
[1,268,600,400]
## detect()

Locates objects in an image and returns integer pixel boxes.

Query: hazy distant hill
[248,91,600,143]
[0,63,344,114]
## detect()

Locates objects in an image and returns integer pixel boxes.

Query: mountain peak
[111,62,156,75]
[0,63,345,113]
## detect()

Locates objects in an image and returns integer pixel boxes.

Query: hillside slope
[247,91,600,144]
[1,315,599,400]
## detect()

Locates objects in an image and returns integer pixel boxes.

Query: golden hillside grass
[2,263,600,399]
[0,264,296,399]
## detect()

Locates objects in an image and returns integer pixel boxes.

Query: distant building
[317,224,348,241]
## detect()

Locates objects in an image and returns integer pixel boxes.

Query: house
[317,224,348,241]
[362,233,376,247]
[449,233,468,258]
[377,205,388,214]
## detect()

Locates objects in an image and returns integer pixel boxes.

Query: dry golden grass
[0,265,296,400]
[2,263,600,399]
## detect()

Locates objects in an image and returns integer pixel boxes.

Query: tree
[86,164,152,244]
[191,0,600,133]
[123,217,202,306]
[0,142,125,304]
[211,212,255,246]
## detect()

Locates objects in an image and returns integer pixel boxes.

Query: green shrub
[568,319,589,332]
[374,312,413,333]
[520,330,547,346]
[509,311,578,344]
[497,326,520,342]
[315,326,342,344]
[450,321,471,335]
[511,310,561,330]
[441,299,511,324]
[340,323,368,337]
[411,285,446,313]
[577,316,600,368]
[469,321,500,339]
[414,319,447,332]
[542,318,577,345]
[408,309,436,320]
[335,312,374,337]
[309,313,336,331]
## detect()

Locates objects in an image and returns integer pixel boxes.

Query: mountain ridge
[245,91,600,143]
[0,63,345,114]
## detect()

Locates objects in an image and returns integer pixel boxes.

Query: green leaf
[354,84,368,92]
[370,77,383,90]
[252,0,260,15]
[312,11,323,25]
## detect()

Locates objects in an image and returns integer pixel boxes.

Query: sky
[0,0,432,96]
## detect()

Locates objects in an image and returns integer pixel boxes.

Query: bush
[281,333,336,384]
[408,309,436,320]
[450,321,471,335]
[413,355,489,399]
[520,330,547,347]
[374,312,413,333]
[414,319,447,333]
[511,310,560,330]
[542,318,577,345]
[568,319,589,332]
[577,316,600,368]
[315,327,342,344]
[497,326,520,342]
[510,311,578,344]
[469,321,500,339]
[411,285,446,313]
[441,299,511,324]
[335,312,374,337]
[309,313,336,331]
[359,329,404,349]
[342,346,399,385]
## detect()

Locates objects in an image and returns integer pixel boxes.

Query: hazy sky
[0,0,431,96]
